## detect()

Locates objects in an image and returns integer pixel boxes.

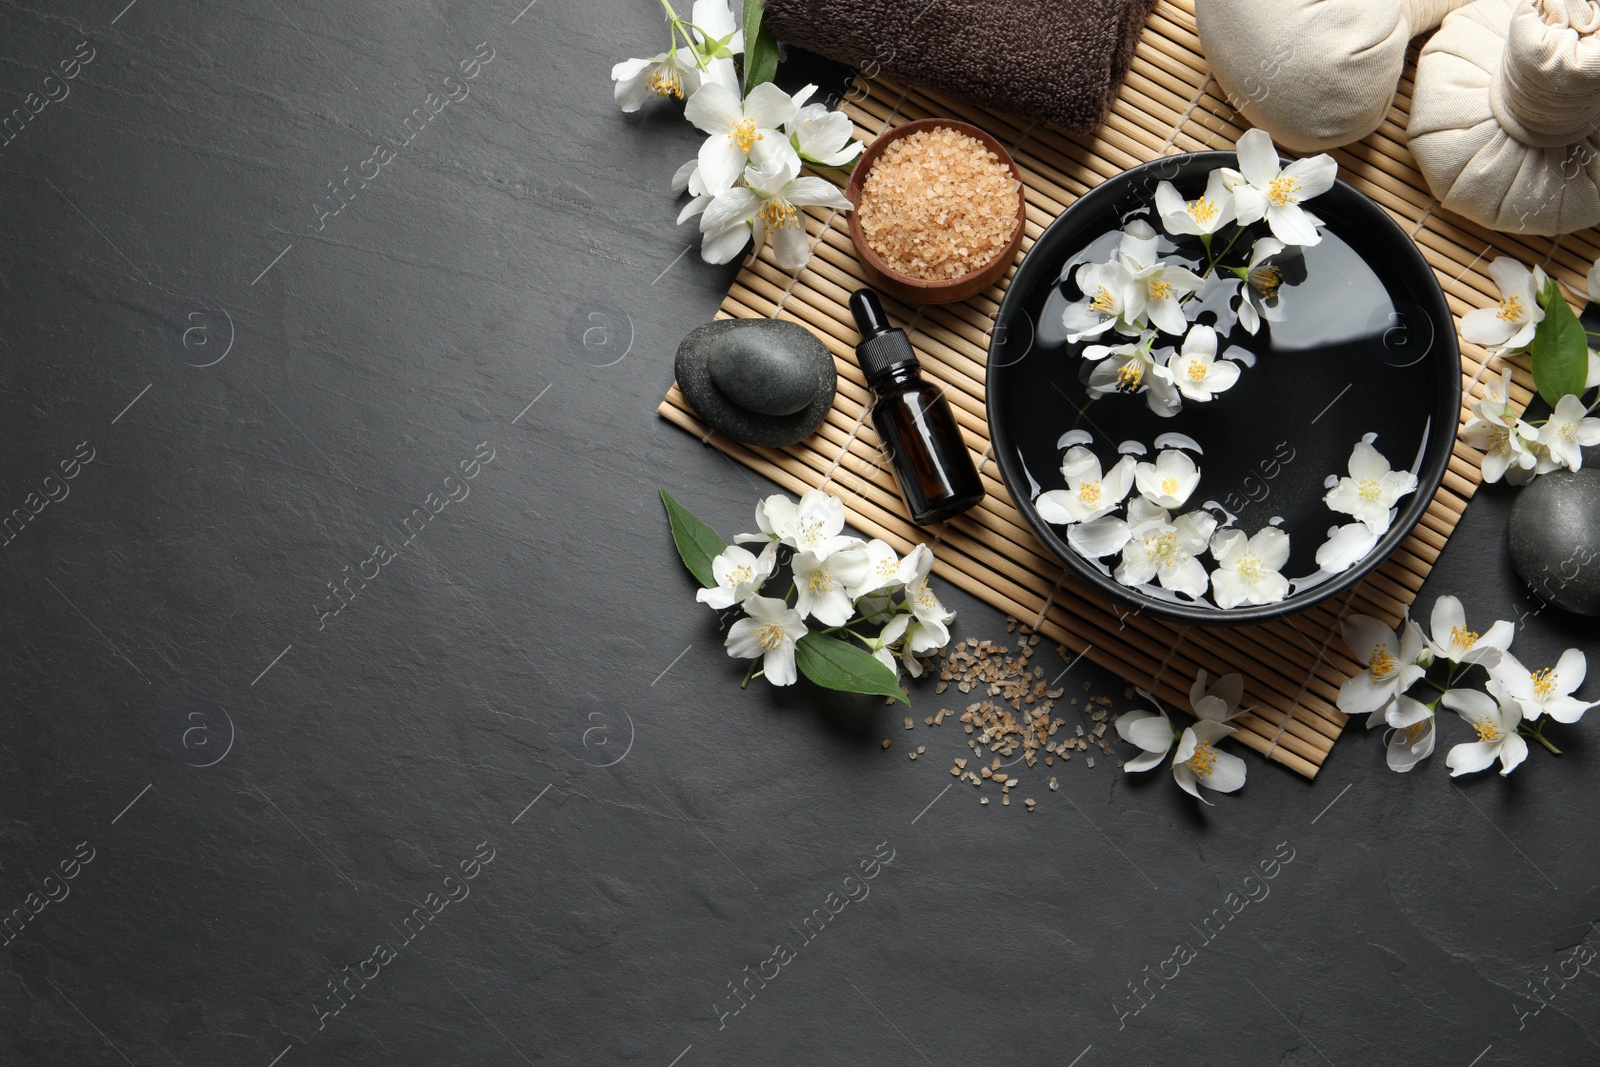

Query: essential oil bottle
[849,288,985,526]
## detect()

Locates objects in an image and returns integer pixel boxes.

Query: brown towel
[762,0,1157,132]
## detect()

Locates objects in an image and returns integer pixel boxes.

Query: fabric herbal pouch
[1197,0,1470,153]
[1409,0,1600,236]
[760,0,1158,133]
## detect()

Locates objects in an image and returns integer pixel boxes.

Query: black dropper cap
[850,288,919,386]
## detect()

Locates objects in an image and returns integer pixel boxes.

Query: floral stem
[1198,226,1248,281]
[658,0,709,68]
[741,659,763,688]
[1520,721,1562,755]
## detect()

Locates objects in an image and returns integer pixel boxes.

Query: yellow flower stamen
[1267,174,1301,207]
[727,564,753,585]
[1146,277,1173,301]
[758,198,799,231]
[1187,197,1219,225]
[1369,644,1398,681]
[1401,720,1429,745]
[647,67,683,99]
[1078,480,1103,505]
[1473,715,1503,743]
[1497,295,1526,322]
[1186,360,1208,382]
[756,623,785,651]
[1357,478,1383,502]
[1115,361,1143,393]
[730,117,761,153]
[1234,552,1265,584]
[1146,530,1184,567]
[1530,667,1557,699]
[1451,624,1479,652]
[1160,476,1179,496]
[1188,739,1218,777]
[914,581,936,610]
[1560,422,1579,442]
[1089,286,1117,314]
[1249,265,1282,299]
[808,570,837,594]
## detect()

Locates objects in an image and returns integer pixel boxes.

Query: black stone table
[2,3,1598,1065]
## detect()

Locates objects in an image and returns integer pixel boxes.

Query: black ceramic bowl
[986,152,1460,625]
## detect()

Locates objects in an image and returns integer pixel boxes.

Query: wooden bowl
[845,118,1026,306]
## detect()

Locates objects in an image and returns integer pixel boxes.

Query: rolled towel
[760,0,1158,133]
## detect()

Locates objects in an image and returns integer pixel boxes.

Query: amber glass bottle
[850,288,985,525]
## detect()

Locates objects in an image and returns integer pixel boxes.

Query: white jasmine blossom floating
[1165,325,1240,403]
[1134,449,1201,510]
[1036,447,1136,525]
[1115,501,1216,599]
[1172,718,1248,802]
[1208,526,1290,608]
[1155,170,1236,237]
[1442,688,1527,777]
[1336,613,1426,716]
[1065,513,1134,560]
[1323,436,1417,535]
[725,594,809,686]
[1118,220,1206,335]
[1489,649,1594,724]
[1424,595,1512,669]
[698,155,853,269]
[1314,522,1378,575]
[1459,257,1547,355]
[1084,336,1181,417]
[1539,394,1600,472]
[696,543,775,609]
[1232,237,1286,336]
[1459,368,1540,485]
[1222,128,1336,247]
[1062,258,1139,342]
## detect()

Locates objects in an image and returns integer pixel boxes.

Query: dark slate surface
[2,2,1598,1065]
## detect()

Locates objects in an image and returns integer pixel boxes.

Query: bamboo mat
[658,0,1598,778]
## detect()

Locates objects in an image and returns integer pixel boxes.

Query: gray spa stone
[676,318,836,447]
[1509,467,1600,616]
[708,329,818,416]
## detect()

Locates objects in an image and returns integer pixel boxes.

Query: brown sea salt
[856,126,1020,281]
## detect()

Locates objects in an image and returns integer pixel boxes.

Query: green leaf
[1531,278,1589,406]
[659,487,726,589]
[740,0,781,96]
[794,633,907,704]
